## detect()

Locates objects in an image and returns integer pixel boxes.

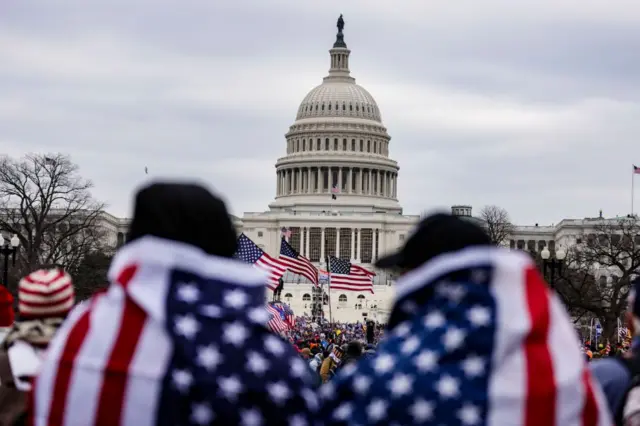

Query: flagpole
[632,167,635,216]
[325,252,333,325]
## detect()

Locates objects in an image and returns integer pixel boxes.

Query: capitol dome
[270,17,401,214]
[296,82,382,123]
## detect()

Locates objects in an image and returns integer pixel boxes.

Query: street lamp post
[0,234,20,288]
[540,247,566,287]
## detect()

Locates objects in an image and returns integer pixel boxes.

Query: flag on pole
[281,303,296,328]
[281,227,292,239]
[265,303,289,333]
[327,256,375,293]
[235,234,288,291]
[331,184,339,200]
[634,165,640,174]
[279,238,318,286]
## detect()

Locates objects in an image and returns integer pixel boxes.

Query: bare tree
[0,153,108,288]
[480,205,515,246]
[544,218,640,341]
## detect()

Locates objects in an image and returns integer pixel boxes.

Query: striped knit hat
[19,269,75,318]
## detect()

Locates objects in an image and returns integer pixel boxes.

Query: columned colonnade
[276,166,397,198]
[289,226,382,264]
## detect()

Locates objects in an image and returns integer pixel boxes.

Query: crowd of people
[0,181,639,424]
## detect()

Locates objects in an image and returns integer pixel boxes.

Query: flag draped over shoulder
[31,236,318,426]
[279,238,318,286]
[235,233,288,291]
[327,256,375,293]
[319,247,611,425]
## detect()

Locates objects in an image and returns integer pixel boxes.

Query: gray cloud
[1,0,639,225]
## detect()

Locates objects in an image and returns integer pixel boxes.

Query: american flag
[327,256,375,293]
[235,234,288,291]
[281,303,296,328]
[265,303,289,333]
[281,227,292,239]
[30,236,319,425]
[634,164,640,174]
[319,247,610,425]
[279,238,318,286]
[331,184,339,200]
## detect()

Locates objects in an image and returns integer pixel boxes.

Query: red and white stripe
[254,253,288,291]
[265,305,288,333]
[330,265,375,293]
[30,236,268,426]
[19,269,74,318]
[396,247,611,426]
[279,254,318,286]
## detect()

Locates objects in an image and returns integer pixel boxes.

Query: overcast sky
[2,1,639,225]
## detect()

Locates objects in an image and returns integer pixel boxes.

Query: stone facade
[98,22,626,323]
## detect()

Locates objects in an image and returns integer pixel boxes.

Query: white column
[376,171,381,195]
[350,228,356,261]
[381,172,386,196]
[348,167,353,193]
[305,228,311,257]
[308,168,312,194]
[338,167,343,191]
[320,228,326,261]
[298,169,302,193]
[319,168,324,193]
[356,228,362,261]
[358,169,362,194]
[336,228,340,258]
[373,229,378,261]
[300,227,305,256]
[394,173,397,198]
[368,170,373,194]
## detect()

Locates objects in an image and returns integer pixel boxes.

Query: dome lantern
[326,14,352,82]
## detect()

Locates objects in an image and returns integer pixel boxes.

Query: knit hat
[19,269,75,319]
[0,286,15,327]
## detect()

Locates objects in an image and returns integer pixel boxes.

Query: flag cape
[319,247,610,425]
[31,236,318,425]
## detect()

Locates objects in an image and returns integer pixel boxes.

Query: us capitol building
[99,18,624,323]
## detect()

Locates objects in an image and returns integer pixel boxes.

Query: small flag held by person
[327,255,375,293]
[265,302,289,333]
[279,238,318,286]
[235,234,288,291]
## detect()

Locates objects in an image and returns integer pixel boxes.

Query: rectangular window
[360,229,373,263]
[339,228,352,259]
[325,228,337,258]
[309,228,322,262]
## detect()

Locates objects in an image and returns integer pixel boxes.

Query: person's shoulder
[591,356,631,383]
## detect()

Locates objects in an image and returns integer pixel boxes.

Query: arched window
[302,293,311,301]
[338,294,347,302]
[284,293,293,298]
[284,293,293,302]
[357,295,365,300]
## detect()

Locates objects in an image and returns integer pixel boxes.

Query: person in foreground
[319,213,611,425]
[0,268,74,425]
[30,182,318,425]
[591,277,640,425]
